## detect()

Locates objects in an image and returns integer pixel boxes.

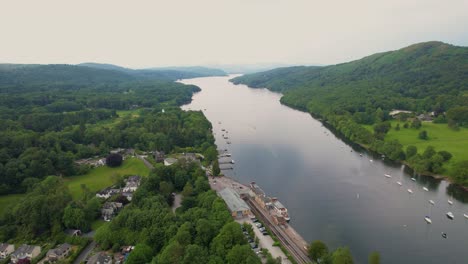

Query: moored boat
[407,189,413,194]
[423,187,429,191]
[446,212,454,220]
[425,216,432,224]
[384,174,391,178]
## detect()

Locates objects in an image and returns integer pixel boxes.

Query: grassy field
[364,121,468,174]
[0,194,25,216]
[65,157,150,200]
[95,109,141,128]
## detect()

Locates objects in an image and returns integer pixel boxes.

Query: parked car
[259,227,265,232]
[262,231,268,236]
[255,223,262,228]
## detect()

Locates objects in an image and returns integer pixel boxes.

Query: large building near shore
[218,188,251,218]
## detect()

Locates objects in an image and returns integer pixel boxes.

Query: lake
[181,75,468,264]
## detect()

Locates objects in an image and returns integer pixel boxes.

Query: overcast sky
[1,0,467,68]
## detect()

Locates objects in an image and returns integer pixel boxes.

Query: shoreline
[228,79,468,193]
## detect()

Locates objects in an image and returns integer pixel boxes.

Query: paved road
[171,194,182,213]
[137,155,154,169]
[73,241,96,264]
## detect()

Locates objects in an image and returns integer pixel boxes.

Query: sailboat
[396,181,402,186]
[423,187,429,192]
[425,216,432,224]
[384,174,392,178]
[446,212,454,220]
[407,189,413,194]
[448,194,454,205]
[429,200,435,205]
[464,213,468,219]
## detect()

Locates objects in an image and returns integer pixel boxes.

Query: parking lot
[236,218,292,264]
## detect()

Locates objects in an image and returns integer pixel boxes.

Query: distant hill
[79,63,226,80]
[0,64,135,87]
[232,41,468,114]
[148,66,227,77]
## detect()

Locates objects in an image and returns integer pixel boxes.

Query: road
[73,241,96,264]
[137,155,154,169]
[171,194,182,213]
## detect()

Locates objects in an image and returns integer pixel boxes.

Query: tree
[418,130,428,140]
[308,240,329,262]
[126,244,153,264]
[453,160,468,184]
[226,244,261,264]
[411,119,421,129]
[406,145,417,158]
[106,153,123,167]
[212,160,220,176]
[332,247,354,264]
[63,205,89,231]
[438,151,452,162]
[423,146,436,159]
[368,251,380,264]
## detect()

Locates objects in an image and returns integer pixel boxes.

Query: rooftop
[0,243,12,252]
[218,188,250,212]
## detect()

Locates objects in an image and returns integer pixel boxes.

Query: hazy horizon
[1,0,467,68]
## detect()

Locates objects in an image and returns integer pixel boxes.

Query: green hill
[232,41,468,185]
[232,41,468,114]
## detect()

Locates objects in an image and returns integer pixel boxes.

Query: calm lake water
[181,75,468,264]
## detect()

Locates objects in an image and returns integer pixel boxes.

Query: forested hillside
[80,63,227,80]
[0,64,211,195]
[232,41,468,185]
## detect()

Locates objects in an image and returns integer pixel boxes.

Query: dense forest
[0,63,261,263]
[0,64,215,195]
[232,41,468,184]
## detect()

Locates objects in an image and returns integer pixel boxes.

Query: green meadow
[0,194,25,216]
[65,157,150,200]
[365,121,468,174]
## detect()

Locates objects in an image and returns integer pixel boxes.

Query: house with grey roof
[123,176,141,193]
[164,158,178,166]
[46,243,72,262]
[218,188,251,218]
[10,245,41,263]
[0,243,14,259]
[101,202,123,221]
[87,252,112,264]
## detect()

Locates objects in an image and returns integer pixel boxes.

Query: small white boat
[448,200,453,205]
[359,154,363,157]
[429,200,435,205]
[369,159,373,162]
[384,174,392,178]
[407,189,413,194]
[411,178,416,181]
[396,181,402,186]
[464,214,468,219]
[446,212,454,220]
[425,216,432,224]
[230,160,235,164]
[423,187,429,191]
